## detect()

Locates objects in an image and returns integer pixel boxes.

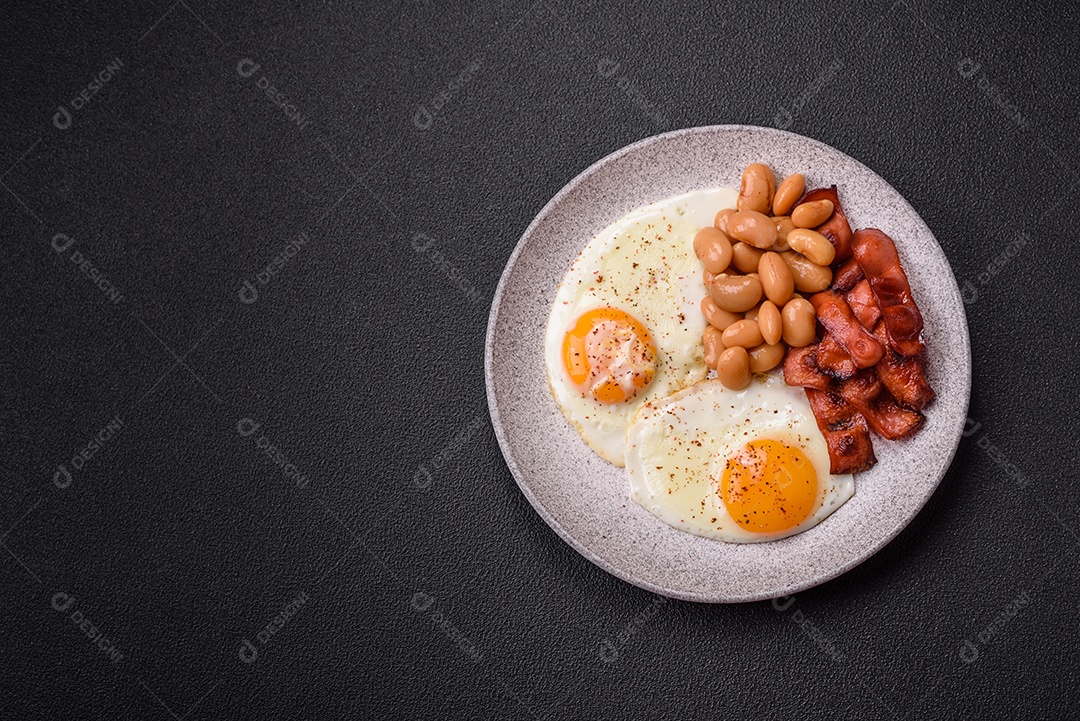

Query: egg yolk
[720,439,818,533]
[562,307,658,404]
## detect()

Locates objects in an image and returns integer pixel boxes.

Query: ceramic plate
[485,125,971,602]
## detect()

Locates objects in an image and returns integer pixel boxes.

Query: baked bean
[786,228,836,266]
[714,208,736,234]
[772,216,794,251]
[731,242,765,274]
[727,210,778,249]
[757,300,783,345]
[780,250,833,292]
[703,269,716,286]
[703,326,724,368]
[700,296,743,331]
[791,199,835,229]
[781,297,816,347]
[757,252,794,306]
[744,305,759,320]
[748,342,786,372]
[737,164,775,214]
[708,274,763,313]
[721,319,764,349]
[716,346,751,390]
[772,173,805,216]
[693,227,733,273]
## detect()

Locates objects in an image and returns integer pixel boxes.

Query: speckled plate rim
[485,125,971,603]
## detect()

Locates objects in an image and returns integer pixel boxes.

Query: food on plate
[846,280,881,329]
[714,208,736,233]
[869,320,935,410]
[793,186,853,262]
[809,291,884,369]
[831,257,864,291]
[700,297,742,330]
[727,210,778,248]
[758,252,794,306]
[814,333,857,379]
[779,250,832,293]
[771,173,805,216]
[748,175,933,474]
[544,187,737,466]
[852,229,924,357]
[721,319,764,349]
[706,273,763,313]
[756,300,783,346]
[784,347,924,442]
[693,166,838,391]
[693,227,733,273]
[730,242,765,273]
[748,341,785,373]
[803,388,876,474]
[791,199,835,229]
[780,297,816,348]
[736,163,776,214]
[783,346,829,391]
[544,159,934,543]
[624,375,855,542]
[704,326,730,369]
[715,346,751,390]
[786,228,836,266]
[771,216,794,251]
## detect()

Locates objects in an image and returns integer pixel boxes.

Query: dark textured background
[3,0,1078,718]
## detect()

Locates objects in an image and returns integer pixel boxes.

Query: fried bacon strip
[794,186,854,263]
[831,257,864,291]
[852,228,924,356]
[804,389,876,473]
[815,333,857,379]
[783,346,830,390]
[845,279,881,330]
[836,370,925,440]
[871,322,935,411]
[810,290,884,369]
[786,341,926,453]
[783,220,932,468]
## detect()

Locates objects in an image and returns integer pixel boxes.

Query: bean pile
[694,164,838,390]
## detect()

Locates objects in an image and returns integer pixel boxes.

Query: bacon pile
[782,192,934,474]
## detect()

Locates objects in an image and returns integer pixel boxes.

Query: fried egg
[625,374,854,542]
[545,187,739,465]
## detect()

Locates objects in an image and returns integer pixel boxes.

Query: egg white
[544,187,739,465]
[625,374,855,543]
